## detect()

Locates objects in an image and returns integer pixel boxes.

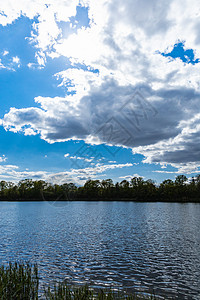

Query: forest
[0,174,200,202]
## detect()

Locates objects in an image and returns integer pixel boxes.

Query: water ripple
[0,201,200,299]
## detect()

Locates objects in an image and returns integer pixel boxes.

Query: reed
[44,282,157,300]
[0,262,39,299]
[0,262,158,300]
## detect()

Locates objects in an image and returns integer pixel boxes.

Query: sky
[0,0,200,186]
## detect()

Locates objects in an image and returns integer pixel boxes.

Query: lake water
[0,201,199,299]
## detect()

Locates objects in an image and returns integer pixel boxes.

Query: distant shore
[1,175,200,203]
[1,198,200,203]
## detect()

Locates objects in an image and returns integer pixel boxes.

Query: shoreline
[1,199,200,203]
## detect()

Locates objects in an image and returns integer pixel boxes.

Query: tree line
[0,174,200,202]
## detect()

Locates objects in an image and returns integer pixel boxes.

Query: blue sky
[0,0,200,185]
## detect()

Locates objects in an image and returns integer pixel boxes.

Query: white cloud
[0,60,6,69]
[2,78,200,173]
[153,169,200,175]
[119,174,144,180]
[132,112,200,173]
[0,0,79,64]
[0,161,133,185]
[0,164,20,181]
[2,0,200,174]
[12,56,20,64]
[0,53,21,71]
[0,155,7,162]
[45,162,134,185]
[3,50,9,56]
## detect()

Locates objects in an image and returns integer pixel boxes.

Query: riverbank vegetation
[0,263,38,299]
[0,174,200,202]
[0,263,157,299]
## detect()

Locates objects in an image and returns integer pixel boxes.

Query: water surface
[0,201,199,299]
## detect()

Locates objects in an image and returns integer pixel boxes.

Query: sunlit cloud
[1,0,200,179]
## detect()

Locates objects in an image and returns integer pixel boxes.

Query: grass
[44,283,157,300]
[0,262,39,299]
[0,262,158,300]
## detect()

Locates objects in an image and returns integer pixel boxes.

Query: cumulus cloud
[12,56,20,64]
[0,52,21,70]
[133,112,200,172]
[0,164,20,181]
[1,0,200,174]
[3,50,9,56]
[0,167,49,183]
[3,80,200,174]
[45,162,134,185]
[0,155,7,163]
[0,162,133,185]
[119,174,145,180]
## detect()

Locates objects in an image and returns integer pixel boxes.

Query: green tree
[83,180,101,199]
[175,175,187,186]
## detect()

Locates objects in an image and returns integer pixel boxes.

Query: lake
[0,201,199,299]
